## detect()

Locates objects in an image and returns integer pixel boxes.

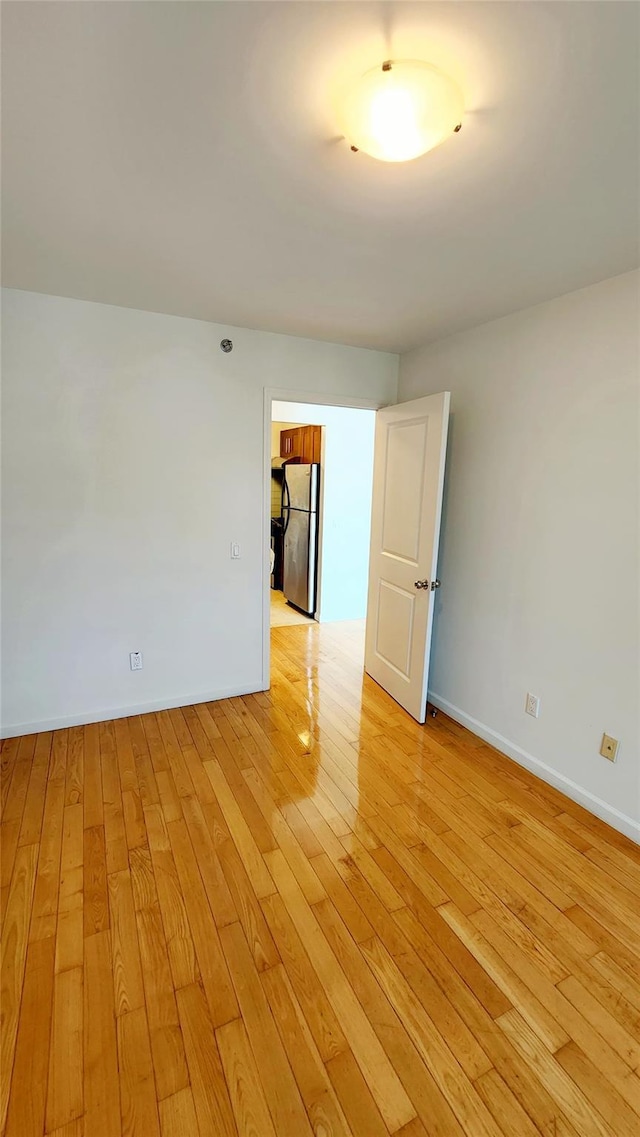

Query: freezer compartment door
[284,464,318,512]
[283,510,317,615]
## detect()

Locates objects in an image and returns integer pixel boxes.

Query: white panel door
[365,392,450,723]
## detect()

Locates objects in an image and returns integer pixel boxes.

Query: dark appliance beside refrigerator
[282,463,319,616]
[270,516,284,590]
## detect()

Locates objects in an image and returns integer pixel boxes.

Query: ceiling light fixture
[340,59,464,163]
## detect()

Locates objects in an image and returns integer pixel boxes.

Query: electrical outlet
[600,734,619,762]
[130,651,143,672]
[525,692,540,718]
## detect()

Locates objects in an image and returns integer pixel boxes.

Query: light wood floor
[270,588,315,627]
[2,621,639,1137]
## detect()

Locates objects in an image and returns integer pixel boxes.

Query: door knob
[414,579,429,589]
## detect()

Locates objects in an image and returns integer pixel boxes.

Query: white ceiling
[2,1,638,352]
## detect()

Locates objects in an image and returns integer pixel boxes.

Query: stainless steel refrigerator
[282,463,319,616]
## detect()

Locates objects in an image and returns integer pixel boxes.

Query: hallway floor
[2,621,639,1137]
[270,587,315,627]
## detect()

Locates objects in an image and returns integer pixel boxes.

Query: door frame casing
[262,388,385,690]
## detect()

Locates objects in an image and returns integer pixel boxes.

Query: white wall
[1,289,397,735]
[399,271,639,840]
[273,401,376,623]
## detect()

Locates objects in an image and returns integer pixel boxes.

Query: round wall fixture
[220,339,233,353]
[340,59,464,162]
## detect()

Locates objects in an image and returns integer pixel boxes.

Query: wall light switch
[230,542,241,559]
[600,734,619,762]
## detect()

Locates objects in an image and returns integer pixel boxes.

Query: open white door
[365,392,450,723]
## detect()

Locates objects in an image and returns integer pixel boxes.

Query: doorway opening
[267,398,377,648]
[263,390,450,725]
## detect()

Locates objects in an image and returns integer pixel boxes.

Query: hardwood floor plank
[361,934,502,1137]
[135,902,190,1102]
[567,903,640,980]
[5,935,55,1137]
[57,803,84,972]
[557,973,640,1072]
[310,851,375,943]
[219,920,314,1137]
[129,843,158,912]
[473,1069,540,1137]
[325,1048,390,1137]
[155,768,182,824]
[114,718,139,796]
[339,830,407,911]
[117,1006,162,1137]
[0,841,39,1132]
[0,820,21,919]
[469,908,640,1107]
[217,835,281,972]
[83,825,109,937]
[590,951,640,1013]
[179,794,237,926]
[158,1088,200,1137]
[84,929,122,1137]
[155,711,196,800]
[497,1009,610,1137]
[100,722,129,875]
[261,962,353,1137]
[264,848,416,1133]
[204,760,276,899]
[553,810,640,866]
[314,894,467,1137]
[83,723,103,830]
[212,741,279,855]
[0,737,21,815]
[392,909,578,1135]
[242,764,326,904]
[439,902,570,1052]
[371,847,512,1019]
[18,731,52,846]
[3,746,34,830]
[144,804,199,989]
[261,890,347,1063]
[108,868,145,1016]
[554,1040,640,1137]
[123,788,147,852]
[166,816,239,1027]
[46,964,84,1131]
[48,1121,84,1137]
[175,982,238,1137]
[30,775,65,942]
[127,717,160,809]
[216,1016,278,1137]
[65,726,84,807]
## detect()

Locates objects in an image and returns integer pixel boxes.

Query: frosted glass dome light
[341,59,464,163]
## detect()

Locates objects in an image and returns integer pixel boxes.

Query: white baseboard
[0,681,267,739]
[428,692,640,846]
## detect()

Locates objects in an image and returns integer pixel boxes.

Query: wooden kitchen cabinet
[280,425,321,463]
[279,429,299,458]
[301,426,319,463]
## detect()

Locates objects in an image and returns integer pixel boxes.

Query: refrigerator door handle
[282,475,291,535]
